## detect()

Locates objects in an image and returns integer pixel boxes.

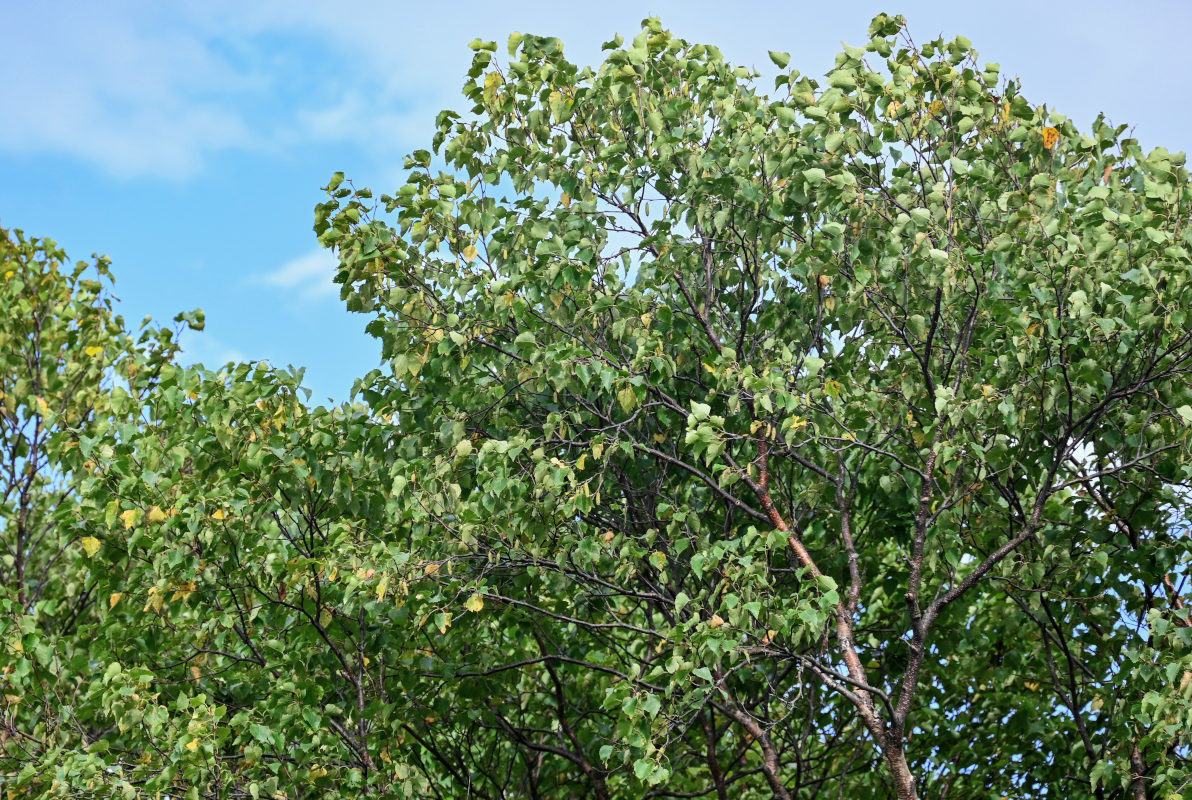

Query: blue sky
[2,0,1189,403]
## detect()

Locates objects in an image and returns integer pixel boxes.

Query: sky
[2,0,1190,403]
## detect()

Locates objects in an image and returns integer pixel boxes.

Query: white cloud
[177,330,247,369]
[0,3,257,178]
[255,248,339,303]
[2,0,1188,180]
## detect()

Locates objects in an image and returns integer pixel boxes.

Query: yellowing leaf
[423,562,441,576]
[649,551,667,571]
[147,506,168,524]
[120,509,138,530]
[109,592,122,609]
[80,536,101,558]
[375,576,389,603]
[190,665,202,682]
[466,594,485,613]
[707,614,726,630]
[211,509,226,521]
[1041,126,1059,150]
[560,192,572,208]
[928,99,945,117]
[144,586,163,613]
[616,385,637,414]
[186,738,199,752]
[36,396,50,416]
[437,612,452,634]
[653,433,667,444]
[170,581,197,603]
[463,244,478,262]
[85,345,104,357]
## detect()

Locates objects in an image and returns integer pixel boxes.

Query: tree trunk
[883,743,918,800]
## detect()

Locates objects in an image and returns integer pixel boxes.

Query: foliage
[4,13,1192,800]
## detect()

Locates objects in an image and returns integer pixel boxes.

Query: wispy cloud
[0,4,258,178]
[255,248,339,303]
[178,330,247,369]
[2,0,1189,181]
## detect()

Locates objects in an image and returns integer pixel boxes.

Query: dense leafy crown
[4,13,1192,800]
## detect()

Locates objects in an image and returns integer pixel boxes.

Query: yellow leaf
[886,100,902,117]
[144,586,163,613]
[652,433,667,444]
[190,665,202,682]
[707,614,726,630]
[147,506,168,524]
[36,396,50,416]
[80,536,101,558]
[170,581,197,603]
[437,612,452,634]
[576,453,588,471]
[211,509,226,521]
[109,592,122,609]
[423,562,441,576]
[616,385,637,414]
[1041,126,1059,150]
[85,345,104,357]
[928,99,945,117]
[649,551,667,570]
[560,192,572,208]
[186,738,199,752]
[463,244,478,262]
[376,576,389,603]
[120,509,138,530]
[4,694,21,706]
[466,594,485,613]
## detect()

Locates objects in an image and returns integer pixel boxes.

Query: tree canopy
[3,13,1192,800]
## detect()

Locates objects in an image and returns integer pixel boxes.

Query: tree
[2,13,1191,800]
[317,14,1192,798]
